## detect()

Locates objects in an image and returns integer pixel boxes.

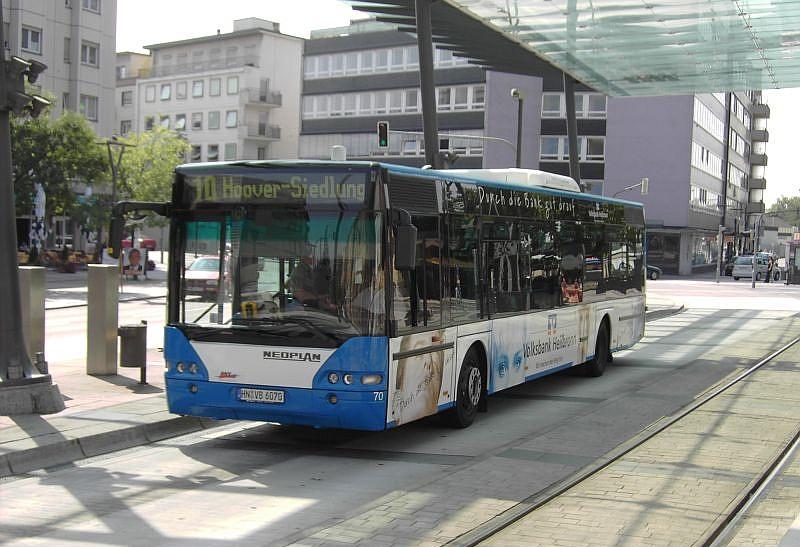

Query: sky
[117,0,797,206]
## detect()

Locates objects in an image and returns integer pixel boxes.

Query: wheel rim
[466,367,481,407]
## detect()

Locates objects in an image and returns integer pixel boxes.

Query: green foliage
[12,109,107,218]
[768,196,800,226]
[117,127,190,203]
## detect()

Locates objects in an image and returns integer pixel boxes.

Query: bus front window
[180,208,384,340]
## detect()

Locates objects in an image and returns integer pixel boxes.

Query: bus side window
[483,220,529,314]
[393,215,442,332]
[558,222,584,305]
[583,223,605,298]
[449,214,481,322]
[529,222,559,310]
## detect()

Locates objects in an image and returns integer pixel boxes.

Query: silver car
[732,254,777,281]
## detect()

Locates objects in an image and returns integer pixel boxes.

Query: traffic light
[2,55,50,117]
[377,121,389,148]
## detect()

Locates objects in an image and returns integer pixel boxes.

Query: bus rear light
[176,362,185,373]
[328,372,339,384]
[361,374,382,385]
[343,374,354,385]
[189,384,198,393]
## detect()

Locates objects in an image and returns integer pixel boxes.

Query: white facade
[3,0,117,136]
[127,18,302,162]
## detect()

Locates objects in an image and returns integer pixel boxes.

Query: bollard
[18,266,45,363]
[87,264,118,375]
[118,320,148,384]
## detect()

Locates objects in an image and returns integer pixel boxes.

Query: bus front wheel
[584,323,610,377]
[447,349,483,428]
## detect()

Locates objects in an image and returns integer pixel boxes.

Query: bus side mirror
[395,224,417,270]
[108,216,124,259]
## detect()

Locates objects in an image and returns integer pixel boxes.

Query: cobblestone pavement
[478,321,800,547]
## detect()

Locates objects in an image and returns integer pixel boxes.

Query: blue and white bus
[142,161,645,430]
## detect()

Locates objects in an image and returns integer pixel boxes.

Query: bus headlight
[343,374,354,385]
[188,363,199,374]
[328,372,339,384]
[176,362,185,373]
[361,374,382,385]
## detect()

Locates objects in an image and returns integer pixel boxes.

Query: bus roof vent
[445,168,582,193]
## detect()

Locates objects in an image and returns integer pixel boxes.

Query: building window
[82,0,100,13]
[160,83,171,101]
[62,92,70,111]
[224,143,237,160]
[79,94,98,121]
[208,111,220,129]
[225,110,238,128]
[227,76,239,95]
[437,88,452,111]
[541,92,606,119]
[176,81,187,100]
[191,112,203,130]
[64,38,71,63]
[539,136,605,162]
[121,90,132,106]
[116,65,127,79]
[120,120,132,135]
[190,144,202,162]
[257,147,266,160]
[144,116,154,130]
[159,115,170,129]
[175,114,186,131]
[192,80,203,98]
[542,93,561,118]
[209,78,221,97]
[540,136,560,160]
[585,137,605,161]
[21,26,42,55]
[145,85,155,102]
[207,144,219,162]
[81,41,99,66]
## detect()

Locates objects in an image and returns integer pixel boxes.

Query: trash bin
[118,321,147,383]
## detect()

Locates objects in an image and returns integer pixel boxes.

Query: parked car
[731,254,781,281]
[646,264,662,280]
[184,256,223,299]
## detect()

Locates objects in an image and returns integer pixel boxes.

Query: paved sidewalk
[0,302,684,478]
[45,264,167,310]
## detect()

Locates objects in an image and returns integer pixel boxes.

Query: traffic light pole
[0,3,63,414]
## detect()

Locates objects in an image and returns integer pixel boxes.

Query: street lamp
[612,177,649,198]
[511,88,523,168]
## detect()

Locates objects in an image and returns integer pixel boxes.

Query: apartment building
[115,51,150,136]
[300,20,544,168]
[2,0,117,136]
[120,18,302,162]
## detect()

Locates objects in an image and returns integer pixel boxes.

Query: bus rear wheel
[584,323,609,377]
[447,349,483,428]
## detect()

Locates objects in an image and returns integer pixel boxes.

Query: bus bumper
[166,378,388,431]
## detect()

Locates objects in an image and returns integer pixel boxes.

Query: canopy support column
[563,73,582,188]
[415,0,441,169]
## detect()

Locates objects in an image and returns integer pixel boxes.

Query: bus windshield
[177,170,383,341]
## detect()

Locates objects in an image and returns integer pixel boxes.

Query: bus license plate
[239,388,284,404]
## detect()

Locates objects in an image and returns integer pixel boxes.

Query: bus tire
[584,322,610,377]
[447,349,483,428]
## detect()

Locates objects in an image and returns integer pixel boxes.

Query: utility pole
[0,2,64,414]
[511,88,523,168]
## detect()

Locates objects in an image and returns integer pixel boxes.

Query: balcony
[749,153,768,166]
[750,129,769,142]
[751,103,770,118]
[746,201,765,214]
[243,124,281,140]
[749,177,767,190]
[240,88,282,107]
[149,55,259,78]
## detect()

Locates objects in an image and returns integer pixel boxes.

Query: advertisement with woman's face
[390,330,447,426]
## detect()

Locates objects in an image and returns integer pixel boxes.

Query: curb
[645,304,685,322]
[0,415,221,478]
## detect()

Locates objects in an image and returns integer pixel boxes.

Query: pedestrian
[766,255,774,283]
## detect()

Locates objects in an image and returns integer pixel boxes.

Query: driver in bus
[288,255,334,311]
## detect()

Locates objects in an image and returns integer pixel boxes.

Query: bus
[112,161,645,431]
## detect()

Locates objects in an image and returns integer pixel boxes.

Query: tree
[768,196,800,226]
[11,109,107,222]
[117,127,190,205]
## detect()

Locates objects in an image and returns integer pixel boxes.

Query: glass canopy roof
[452,0,800,96]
